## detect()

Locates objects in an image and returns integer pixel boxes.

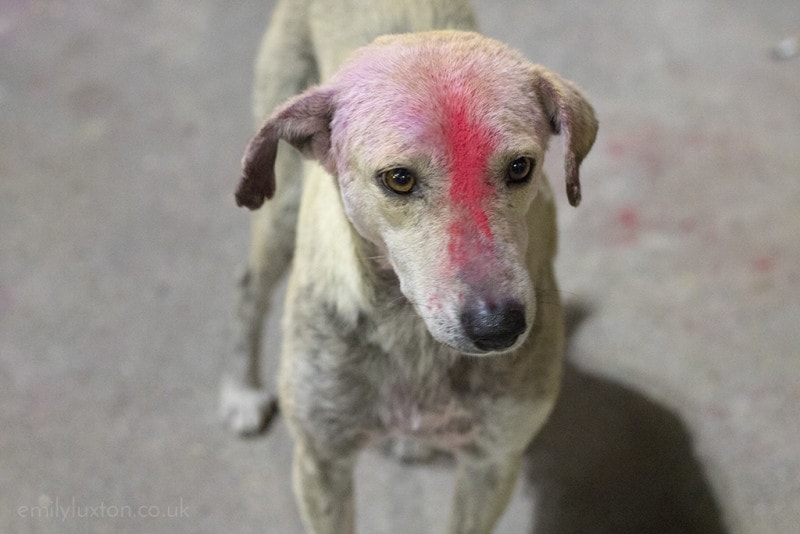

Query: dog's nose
[460,299,527,352]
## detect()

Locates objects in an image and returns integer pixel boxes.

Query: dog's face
[236,31,597,355]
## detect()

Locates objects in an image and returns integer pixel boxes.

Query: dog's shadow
[523,304,728,534]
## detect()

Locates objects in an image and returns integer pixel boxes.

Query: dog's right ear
[235,87,336,210]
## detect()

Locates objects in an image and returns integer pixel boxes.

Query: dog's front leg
[449,450,524,534]
[293,441,356,534]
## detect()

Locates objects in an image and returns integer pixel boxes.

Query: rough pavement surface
[2,1,798,532]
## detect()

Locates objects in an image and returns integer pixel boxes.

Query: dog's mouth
[450,330,529,357]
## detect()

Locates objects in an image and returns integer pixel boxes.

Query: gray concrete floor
[1,1,798,532]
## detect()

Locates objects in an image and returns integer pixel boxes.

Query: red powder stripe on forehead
[445,91,495,238]
[443,88,497,269]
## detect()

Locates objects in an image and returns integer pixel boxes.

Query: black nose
[460,299,527,352]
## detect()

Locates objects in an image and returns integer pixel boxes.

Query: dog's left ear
[531,67,598,207]
[235,87,336,210]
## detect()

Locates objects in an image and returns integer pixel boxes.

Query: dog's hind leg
[220,0,318,436]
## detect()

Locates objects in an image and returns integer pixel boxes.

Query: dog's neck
[354,235,407,311]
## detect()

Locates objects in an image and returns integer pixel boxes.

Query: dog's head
[236,31,597,355]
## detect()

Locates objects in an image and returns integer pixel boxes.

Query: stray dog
[220,0,597,532]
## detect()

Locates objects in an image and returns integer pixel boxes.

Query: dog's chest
[355,302,485,447]
[374,367,477,448]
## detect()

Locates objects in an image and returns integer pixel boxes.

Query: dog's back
[305,0,478,79]
[254,0,477,121]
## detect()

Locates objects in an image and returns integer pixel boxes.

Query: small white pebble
[772,36,799,60]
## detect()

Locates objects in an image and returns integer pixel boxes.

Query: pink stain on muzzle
[442,89,497,270]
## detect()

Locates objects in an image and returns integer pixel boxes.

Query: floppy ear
[235,86,336,210]
[532,67,598,207]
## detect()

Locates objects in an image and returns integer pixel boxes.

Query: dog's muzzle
[460,298,527,353]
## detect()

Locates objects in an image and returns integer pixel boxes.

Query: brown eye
[380,168,416,195]
[507,157,534,184]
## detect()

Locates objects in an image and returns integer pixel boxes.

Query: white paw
[219,378,277,436]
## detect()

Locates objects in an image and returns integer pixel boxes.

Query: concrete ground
[1,0,798,532]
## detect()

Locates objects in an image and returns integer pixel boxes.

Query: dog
[220,0,597,532]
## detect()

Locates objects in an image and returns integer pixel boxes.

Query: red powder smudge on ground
[617,207,640,230]
[606,140,626,159]
[680,217,698,234]
[753,255,775,274]
[613,207,642,246]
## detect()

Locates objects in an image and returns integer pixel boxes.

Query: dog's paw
[382,436,438,464]
[218,378,278,437]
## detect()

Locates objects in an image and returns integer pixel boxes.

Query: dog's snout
[460,299,527,352]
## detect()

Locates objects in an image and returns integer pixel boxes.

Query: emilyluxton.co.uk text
[17,496,189,521]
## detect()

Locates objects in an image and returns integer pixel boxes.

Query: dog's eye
[380,168,417,195]
[507,157,534,184]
